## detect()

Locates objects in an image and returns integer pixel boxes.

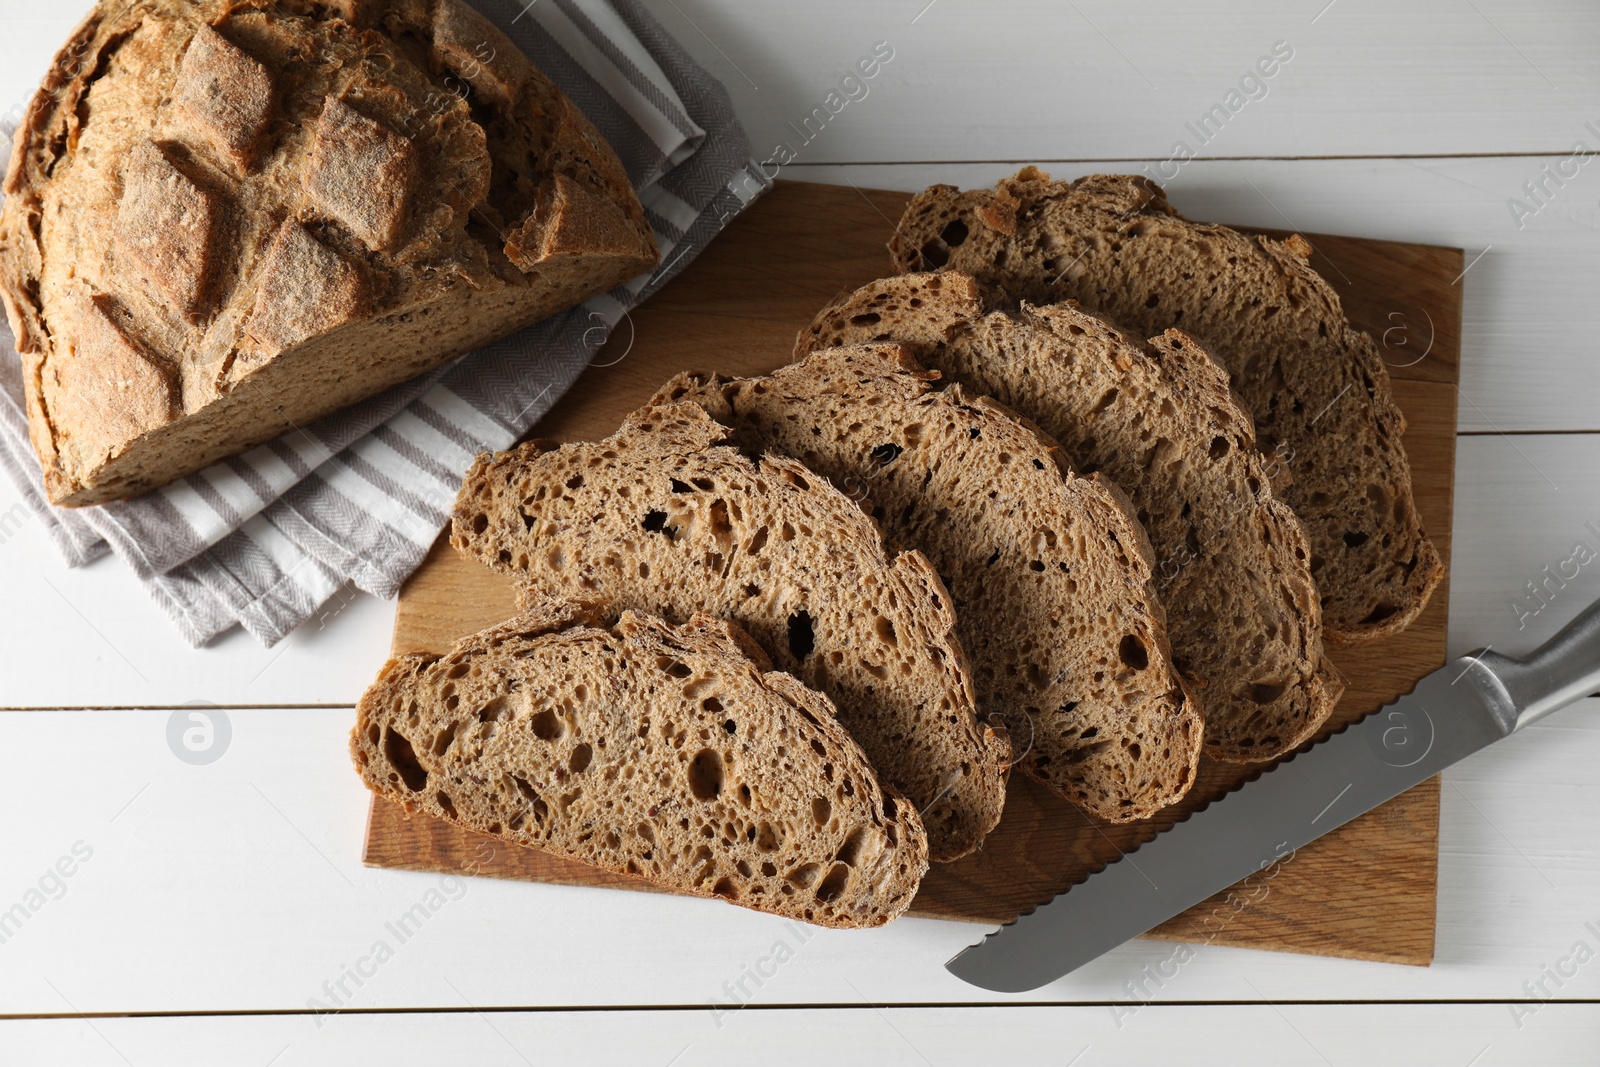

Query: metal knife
[946,593,1600,993]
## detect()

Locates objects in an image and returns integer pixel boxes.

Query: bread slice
[450,402,1009,861]
[0,0,658,505]
[350,600,929,928]
[802,274,1342,763]
[885,168,1441,642]
[651,343,1201,819]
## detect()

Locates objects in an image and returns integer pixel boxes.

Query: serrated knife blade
[946,594,1600,993]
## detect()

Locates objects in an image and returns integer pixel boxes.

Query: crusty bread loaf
[450,402,1010,861]
[0,0,658,506]
[802,274,1342,762]
[652,343,1201,818]
[886,168,1441,642]
[351,600,929,928]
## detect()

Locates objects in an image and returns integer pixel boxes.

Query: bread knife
[945,592,1600,992]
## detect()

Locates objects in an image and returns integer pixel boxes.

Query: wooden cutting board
[363,180,1460,967]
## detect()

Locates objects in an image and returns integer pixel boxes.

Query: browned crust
[0,0,658,507]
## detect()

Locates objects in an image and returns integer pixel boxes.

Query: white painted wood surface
[1,0,1598,1060]
[0,463,393,709]
[5,1004,1599,1067]
[650,0,1600,162]
[14,0,1600,162]
[0,701,1592,1014]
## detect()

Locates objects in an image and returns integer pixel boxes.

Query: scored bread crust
[885,168,1441,643]
[351,600,930,928]
[0,0,658,506]
[801,274,1343,763]
[652,343,1202,819]
[451,402,1010,862]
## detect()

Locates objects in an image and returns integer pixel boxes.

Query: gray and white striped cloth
[0,0,769,646]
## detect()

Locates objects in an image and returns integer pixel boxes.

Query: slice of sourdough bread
[450,402,1009,862]
[652,343,1201,820]
[351,600,928,928]
[802,274,1343,763]
[886,168,1442,642]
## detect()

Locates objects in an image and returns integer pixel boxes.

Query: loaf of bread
[888,169,1441,642]
[652,343,1203,818]
[351,599,929,927]
[0,0,658,506]
[451,402,1010,861]
[802,274,1342,762]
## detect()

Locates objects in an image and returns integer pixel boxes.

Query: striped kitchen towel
[0,0,770,646]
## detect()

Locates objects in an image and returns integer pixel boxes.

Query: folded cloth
[0,0,770,646]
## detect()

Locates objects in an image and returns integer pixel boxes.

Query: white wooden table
[2,2,1598,1063]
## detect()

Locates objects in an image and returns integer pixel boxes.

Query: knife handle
[1474,592,1600,731]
